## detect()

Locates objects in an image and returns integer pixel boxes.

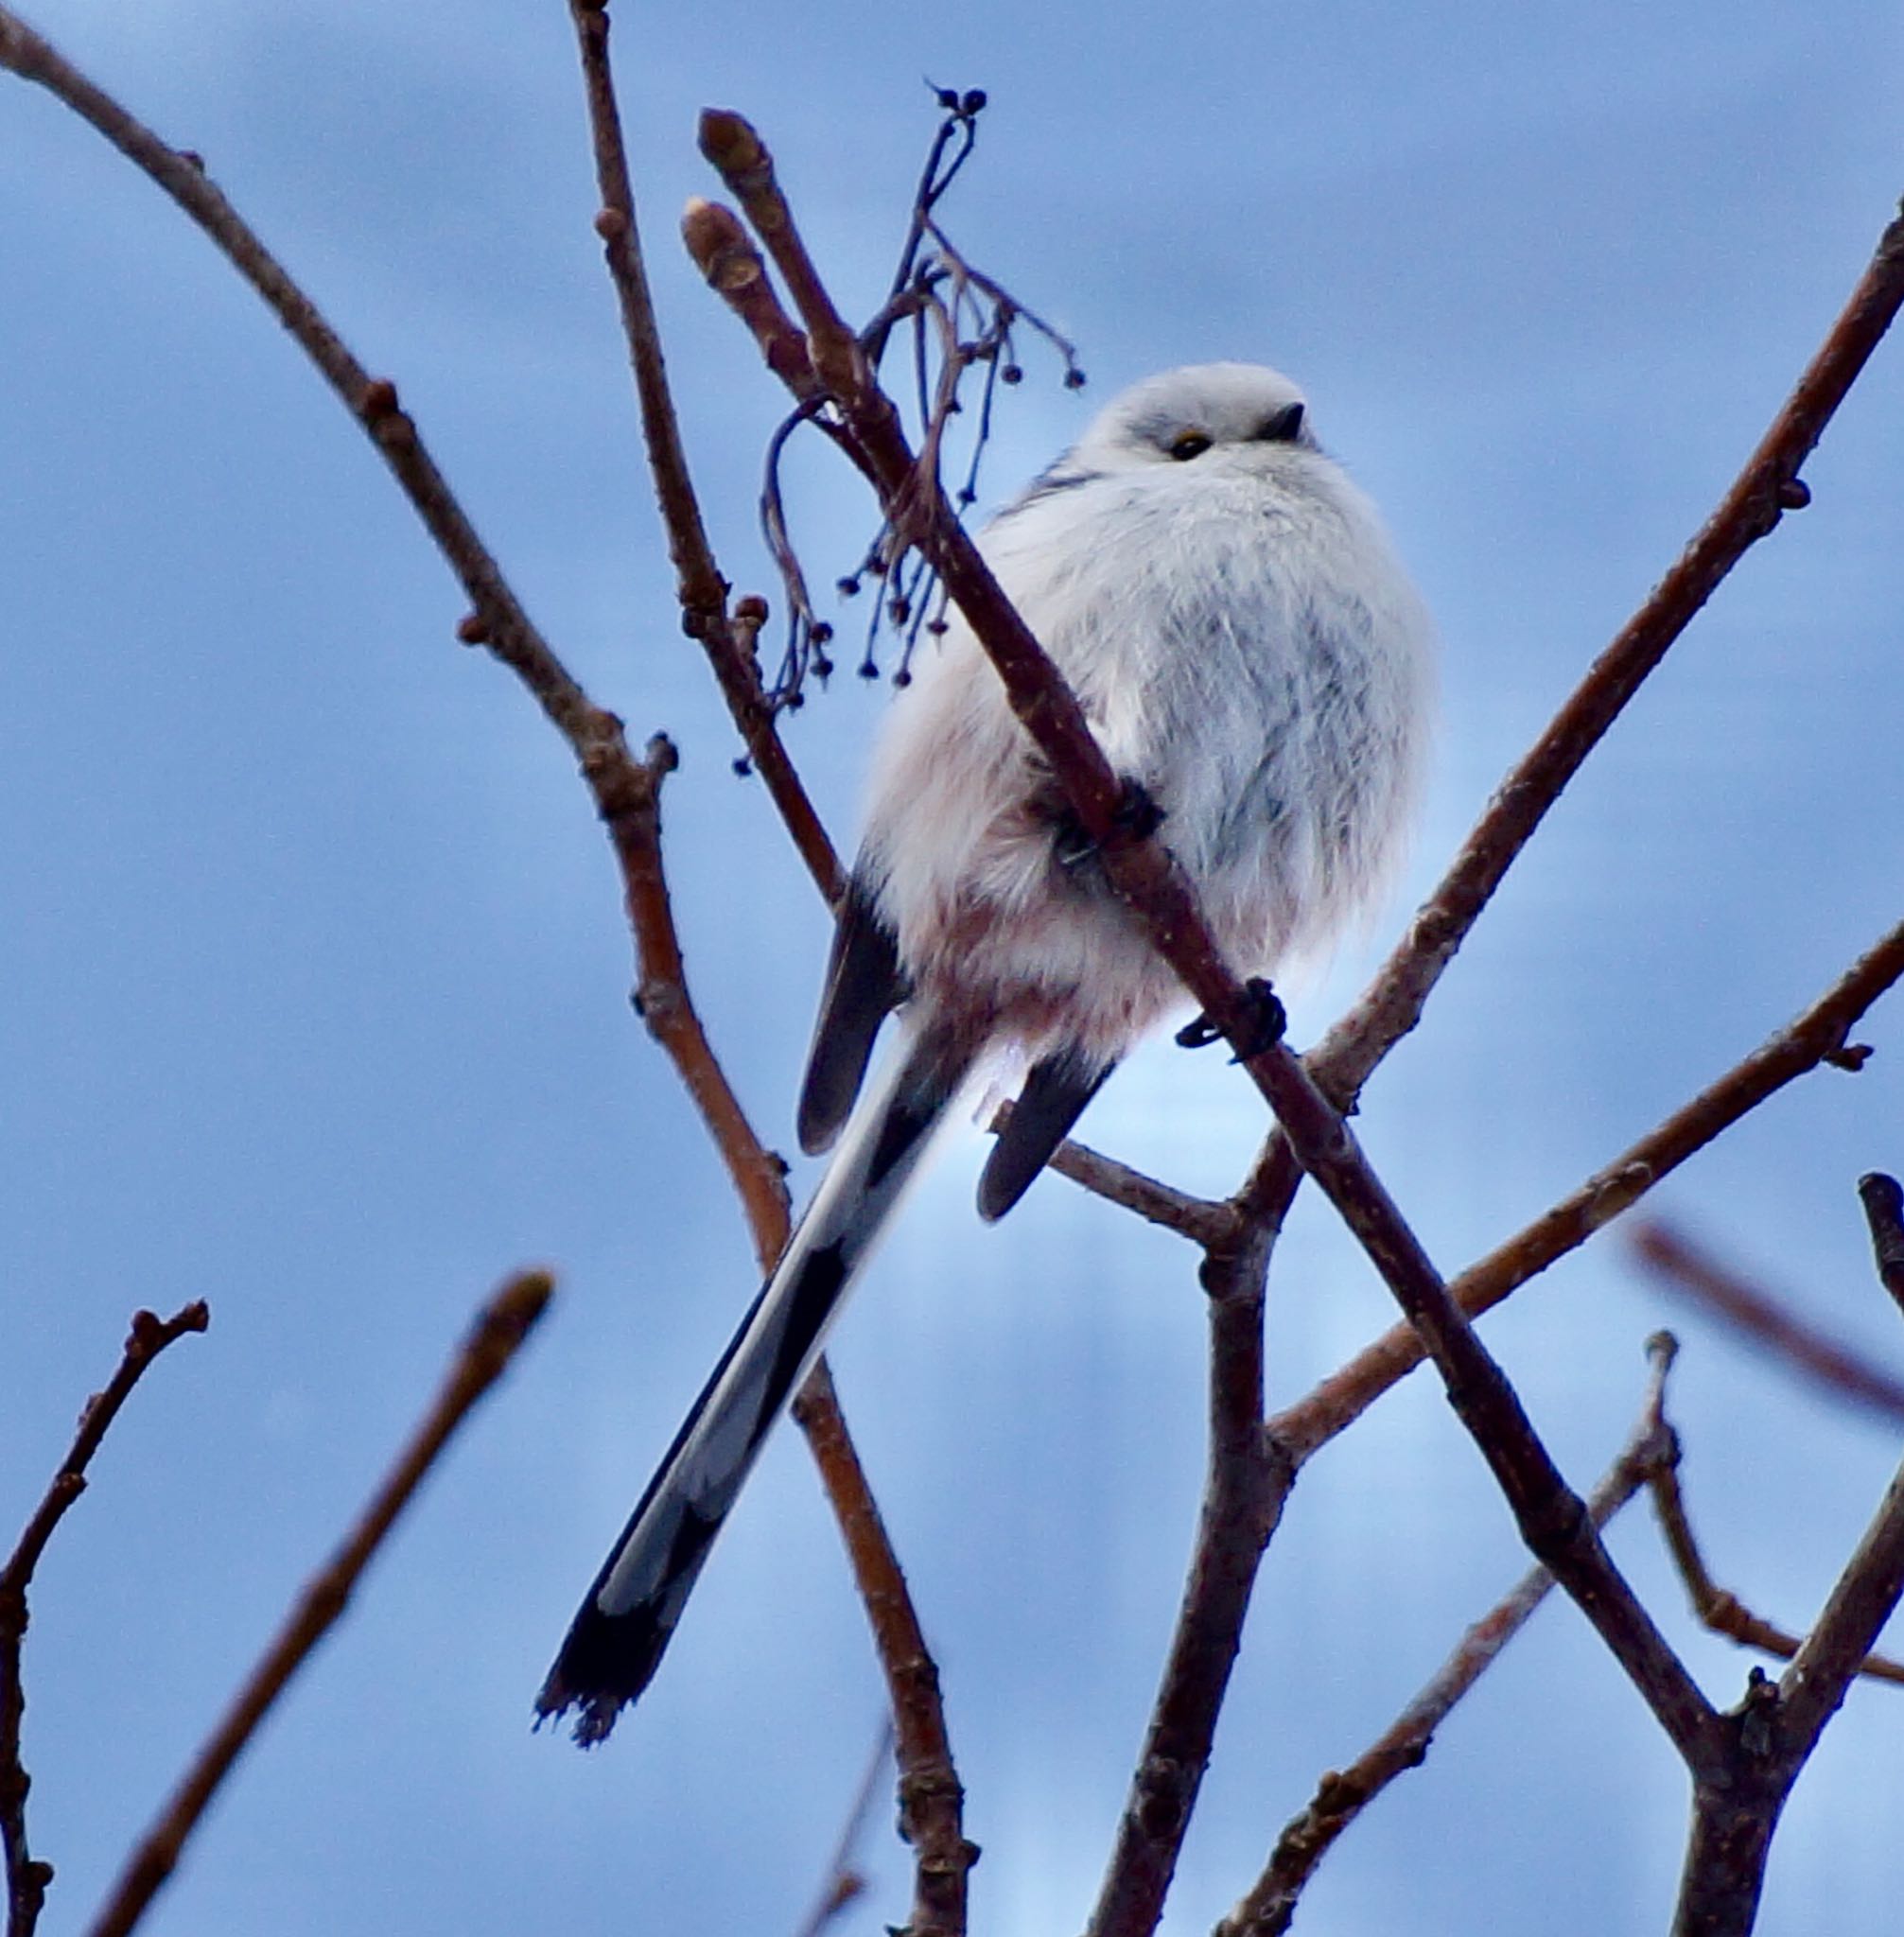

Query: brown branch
[565,3,842,902]
[1671,1172,1904,1937]
[792,1720,892,1937]
[1776,1446,1904,1748]
[0,9,630,781]
[1858,1172,1904,1318]
[1274,916,1904,1464]
[699,113,870,407]
[613,732,793,1269]
[0,6,816,1265]
[1630,1220,1904,1426]
[3,27,947,1918]
[1235,195,1904,1226]
[2,1303,209,1937]
[696,105,1717,1849]
[1237,1042,1721,1771]
[987,1104,1234,1248]
[1086,1226,1287,1937]
[1647,1424,1904,1687]
[792,1365,974,1937]
[1673,1448,1904,1935]
[1219,1334,1680,1937]
[84,1272,551,1937]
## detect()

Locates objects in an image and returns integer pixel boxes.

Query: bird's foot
[1052,778,1164,874]
[1175,976,1286,1061]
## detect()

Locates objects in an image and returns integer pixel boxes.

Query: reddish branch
[1646,1422,1904,1687]
[1219,1335,1680,1937]
[84,1273,550,1937]
[1859,1172,1904,1318]
[1275,916,1904,1464]
[1087,1227,1288,1937]
[792,1367,976,1937]
[0,27,954,1892]
[1670,1173,1904,1936]
[1631,1219,1904,1426]
[0,15,818,1237]
[611,733,793,1265]
[990,1105,1233,1248]
[1,1303,209,1937]
[1233,195,1904,1229]
[564,0,841,902]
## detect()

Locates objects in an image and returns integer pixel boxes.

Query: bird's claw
[1052,778,1164,874]
[1175,977,1286,1060]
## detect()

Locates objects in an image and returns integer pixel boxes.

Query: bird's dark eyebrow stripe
[995,464,1104,521]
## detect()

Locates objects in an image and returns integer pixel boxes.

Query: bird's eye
[1253,402,1306,443]
[1168,430,1213,462]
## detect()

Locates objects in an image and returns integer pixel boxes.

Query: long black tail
[535,1024,971,1745]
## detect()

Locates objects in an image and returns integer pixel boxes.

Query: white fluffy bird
[537,362,1434,1742]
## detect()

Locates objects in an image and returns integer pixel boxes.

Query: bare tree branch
[1646,1420,1904,1687]
[2,1304,210,1937]
[792,1365,975,1937]
[1672,1170,1904,1936]
[1085,1226,1287,1937]
[1858,1172,1904,1318]
[0,10,789,1224]
[0,25,958,1855]
[1630,1219,1904,1426]
[0,9,630,782]
[84,1272,551,1937]
[611,732,794,1266]
[793,1720,892,1937]
[1218,1334,1680,1937]
[1275,916,1904,1464]
[565,0,842,902]
[991,1105,1234,1248]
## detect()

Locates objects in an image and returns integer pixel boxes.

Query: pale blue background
[4,4,1903,1933]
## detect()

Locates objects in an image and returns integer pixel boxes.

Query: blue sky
[5,3,1904,1933]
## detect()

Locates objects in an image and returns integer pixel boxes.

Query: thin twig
[1,1303,210,1937]
[1776,1449,1904,1749]
[1086,1228,1288,1937]
[0,9,619,773]
[1671,1168,1904,1937]
[1647,1432,1904,1686]
[792,1720,893,1937]
[1858,1172,1904,1318]
[1218,1334,1680,1937]
[1630,1220,1904,1426]
[1274,916,1904,1464]
[989,1104,1234,1248]
[613,733,793,1267]
[565,1,842,900]
[792,1366,975,1937]
[84,1272,551,1937]
[0,8,811,1219]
